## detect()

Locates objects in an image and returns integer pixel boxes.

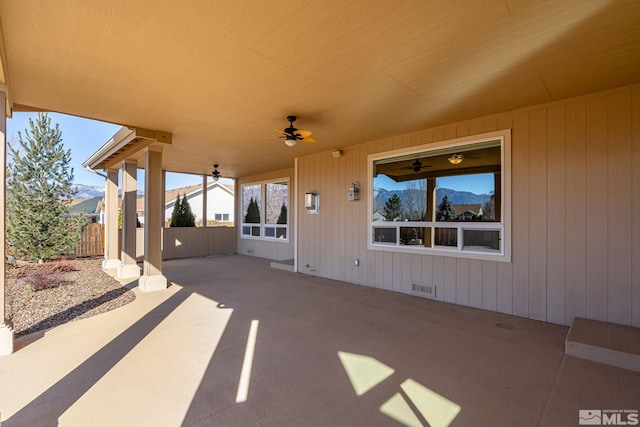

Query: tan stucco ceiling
[1,0,639,177]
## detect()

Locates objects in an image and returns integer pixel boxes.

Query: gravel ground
[5,258,136,337]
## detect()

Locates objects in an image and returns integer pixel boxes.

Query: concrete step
[270,259,294,272]
[565,317,640,373]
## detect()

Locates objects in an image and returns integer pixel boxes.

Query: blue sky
[375,173,494,195]
[6,112,209,190]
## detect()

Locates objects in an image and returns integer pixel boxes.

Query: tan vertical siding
[546,103,567,325]
[633,87,640,328]
[608,91,633,325]
[291,85,639,327]
[528,108,548,321]
[565,100,587,324]
[585,95,609,321]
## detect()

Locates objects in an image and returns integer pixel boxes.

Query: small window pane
[434,227,457,247]
[373,228,397,244]
[242,185,261,224]
[400,227,426,246]
[276,227,287,239]
[265,227,275,237]
[215,213,222,221]
[242,225,251,235]
[463,230,500,251]
[251,226,260,237]
[266,182,288,224]
[223,213,229,221]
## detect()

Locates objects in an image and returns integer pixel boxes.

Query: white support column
[139,146,167,292]
[162,170,166,226]
[0,90,13,355]
[117,160,141,279]
[102,168,120,269]
[202,174,208,227]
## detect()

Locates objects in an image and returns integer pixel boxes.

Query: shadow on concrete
[4,286,190,427]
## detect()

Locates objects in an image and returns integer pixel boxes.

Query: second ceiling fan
[274,116,316,146]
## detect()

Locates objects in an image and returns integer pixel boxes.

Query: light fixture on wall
[448,153,464,165]
[211,164,221,181]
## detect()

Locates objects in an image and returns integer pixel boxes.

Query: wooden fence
[75,223,105,257]
[74,224,237,260]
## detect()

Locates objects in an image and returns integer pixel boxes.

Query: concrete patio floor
[0,255,638,426]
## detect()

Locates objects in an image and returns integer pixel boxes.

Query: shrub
[22,263,69,292]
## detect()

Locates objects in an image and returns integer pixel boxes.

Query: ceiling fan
[211,164,221,181]
[274,116,316,146]
[401,159,432,173]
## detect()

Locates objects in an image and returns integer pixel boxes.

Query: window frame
[367,129,511,262]
[240,178,290,243]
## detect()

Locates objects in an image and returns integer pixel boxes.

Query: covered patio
[0,255,637,426]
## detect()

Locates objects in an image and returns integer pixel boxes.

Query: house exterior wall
[237,168,295,261]
[295,84,640,328]
[164,184,234,223]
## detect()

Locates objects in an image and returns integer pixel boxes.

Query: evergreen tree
[179,194,196,227]
[169,194,182,227]
[169,193,195,227]
[276,204,287,224]
[7,113,86,261]
[244,197,260,223]
[383,194,402,221]
[436,195,456,220]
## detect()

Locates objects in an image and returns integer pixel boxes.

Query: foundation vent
[412,283,436,298]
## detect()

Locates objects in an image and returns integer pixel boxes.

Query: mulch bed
[5,257,136,337]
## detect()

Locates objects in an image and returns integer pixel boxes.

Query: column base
[102,258,121,269]
[117,263,141,279]
[0,323,14,356]
[139,274,168,292]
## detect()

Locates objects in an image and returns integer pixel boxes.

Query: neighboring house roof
[68,197,103,215]
[137,181,235,212]
[451,204,482,216]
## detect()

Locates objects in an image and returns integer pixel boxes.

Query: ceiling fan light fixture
[211,164,221,181]
[448,153,464,165]
[285,138,298,147]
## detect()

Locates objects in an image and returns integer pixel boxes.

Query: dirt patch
[5,258,136,337]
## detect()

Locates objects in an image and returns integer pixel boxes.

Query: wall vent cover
[412,283,436,298]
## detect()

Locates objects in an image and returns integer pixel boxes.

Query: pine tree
[179,194,196,227]
[383,194,402,221]
[169,194,196,227]
[244,197,260,223]
[436,195,456,220]
[7,113,86,262]
[276,204,287,224]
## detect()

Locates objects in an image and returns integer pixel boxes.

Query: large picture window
[241,179,289,241]
[368,130,511,261]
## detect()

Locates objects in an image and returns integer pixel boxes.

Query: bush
[21,262,74,292]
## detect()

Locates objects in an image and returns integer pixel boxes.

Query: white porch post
[0,90,13,355]
[139,146,167,291]
[102,168,120,269]
[162,170,166,226]
[202,174,208,227]
[117,159,141,278]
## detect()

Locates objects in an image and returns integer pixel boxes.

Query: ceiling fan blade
[273,129,287,135]
[301,137,317,143]
[296,129,312,138]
